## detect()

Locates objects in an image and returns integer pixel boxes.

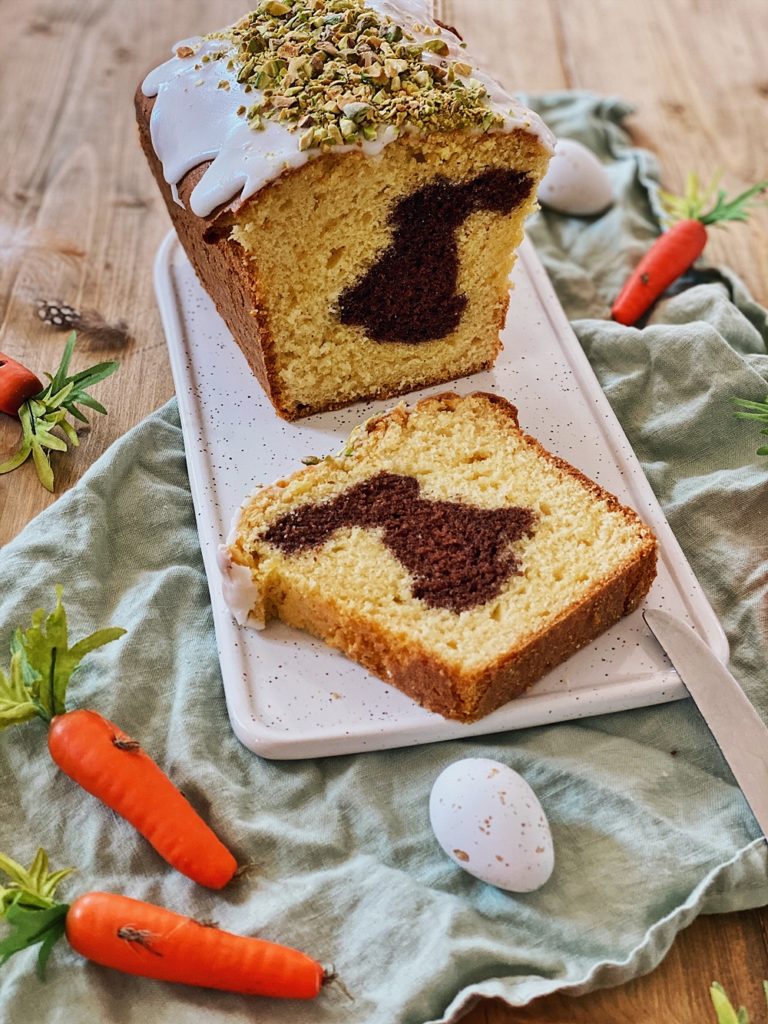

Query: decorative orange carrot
[0,589,237,889]
[612,174,767,326]
[0,332,119,491]
[0,849,335,998]
[0,352,42,417]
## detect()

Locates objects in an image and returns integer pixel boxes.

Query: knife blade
[643,608,768,837]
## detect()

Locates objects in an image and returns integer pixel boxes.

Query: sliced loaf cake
[222,392,658,720]
[137,1,553,419]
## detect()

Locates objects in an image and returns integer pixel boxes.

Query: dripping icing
[142,2,554,218]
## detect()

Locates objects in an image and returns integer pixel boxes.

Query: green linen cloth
[1,92,766,1024]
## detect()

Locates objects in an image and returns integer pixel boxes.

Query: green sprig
[659,172,768,228]
[0,849,73,980]
[0,586,126,728]
[710,980,768,1024]
[732,395,768,456]
[0,331,119,492]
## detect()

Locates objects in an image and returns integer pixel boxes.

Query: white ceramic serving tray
[154,230,727,759]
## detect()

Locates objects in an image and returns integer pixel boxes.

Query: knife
[643,608,768,837]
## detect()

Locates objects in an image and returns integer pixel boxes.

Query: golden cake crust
[136,90,535,419]
[266,547,655,721]
[227,392,658,721]
[136,88,286,415]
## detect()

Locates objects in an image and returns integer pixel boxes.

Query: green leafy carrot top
[0,331,119,492]
[660,172,767,226]
[0,849,73,978]
[0,587,125,726]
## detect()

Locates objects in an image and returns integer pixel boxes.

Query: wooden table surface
[1,0,767,1020]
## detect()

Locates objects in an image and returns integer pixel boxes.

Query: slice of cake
[221,392,658,721]
[136,1,554,419]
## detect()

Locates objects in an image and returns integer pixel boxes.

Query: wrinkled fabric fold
[0,92,766,1023]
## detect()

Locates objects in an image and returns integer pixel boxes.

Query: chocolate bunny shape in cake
[264,471,535,612]
[337,168,533,344]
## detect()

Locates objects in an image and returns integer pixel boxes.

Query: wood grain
[0,1,766,1021]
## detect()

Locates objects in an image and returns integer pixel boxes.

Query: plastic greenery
[0,331,118,492]
[0,849,73,979]
[659,171,767,227]
[733,396,768,456]
[0,586,125,727]
[710,980,768,1024]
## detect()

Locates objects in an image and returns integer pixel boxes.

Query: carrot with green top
[611,173,767,326]
[0,331,118,491]
[0,849,335,999]
[0,589,237,889]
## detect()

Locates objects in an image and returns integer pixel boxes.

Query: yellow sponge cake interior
[227,393,658,719]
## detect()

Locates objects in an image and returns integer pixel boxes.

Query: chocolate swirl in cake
[337,169,533,343]
[264,471,536,612]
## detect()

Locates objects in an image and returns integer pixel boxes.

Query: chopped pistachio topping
[206,0,502,149]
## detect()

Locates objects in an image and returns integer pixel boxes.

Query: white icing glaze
[142,4,554,217]
[217,544,264,628]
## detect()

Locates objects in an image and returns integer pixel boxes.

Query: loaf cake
[220,392,658,721]
[136,1,554,419]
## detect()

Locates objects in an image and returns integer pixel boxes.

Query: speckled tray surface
[154,231,727,759]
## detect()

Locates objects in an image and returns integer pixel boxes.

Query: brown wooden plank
[466,909,768,1023]
[552,0,768,296]
[439,0,567,93]
[0,0,245,540]
[1,1,767,1021]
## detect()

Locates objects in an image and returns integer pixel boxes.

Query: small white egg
[429,757,553,893]
[538,138,613,216]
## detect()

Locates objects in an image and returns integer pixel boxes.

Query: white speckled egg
[429,757,553,892]
[538,138,613,216]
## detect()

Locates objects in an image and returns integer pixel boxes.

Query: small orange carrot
[612,219,707,326]
[0,851,335,999]
[612,174,767,326]
[0,589,237,889]
[48,711,236,890]
[67,893,327,997]
[0,352,42,417]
